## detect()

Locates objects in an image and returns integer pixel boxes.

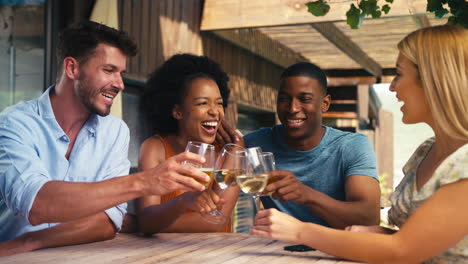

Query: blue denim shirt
[0,87,130,241]
[245,125,378,226]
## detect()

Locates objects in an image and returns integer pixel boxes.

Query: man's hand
[215,119,243,146]
[0,233,39,257]
[264,170,309,204]
[141,152,210,196]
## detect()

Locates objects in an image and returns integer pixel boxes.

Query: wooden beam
[201,0,429,31]
[328,77,377,86]
[412,14,431,28]
[211,29,307,68]
[311,22,382,76]
[357,84,369,121]
[323,112,357,119]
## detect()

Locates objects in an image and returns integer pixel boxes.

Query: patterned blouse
[388,138,468,263]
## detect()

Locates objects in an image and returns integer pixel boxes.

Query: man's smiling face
[277,75,330,142]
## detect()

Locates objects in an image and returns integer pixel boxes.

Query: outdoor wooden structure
[112,0,451,204]
[201,0,448,75]
[0,233,363,264]
[197,0,447,196]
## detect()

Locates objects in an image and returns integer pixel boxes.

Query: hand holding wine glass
[182,141,216,187]
[236,147,274,213]
[202,143,245,224]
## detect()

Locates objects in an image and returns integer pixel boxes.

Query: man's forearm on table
[0,212,117,257]
[29,173,145,225]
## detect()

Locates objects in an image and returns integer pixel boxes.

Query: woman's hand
[345,225,396,234]
[250,208,306,243]
[180,189,226,213]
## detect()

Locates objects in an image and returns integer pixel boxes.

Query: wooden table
[0,233,362,264]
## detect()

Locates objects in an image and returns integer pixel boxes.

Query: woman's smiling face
[173,77,224,143]
[390,53,432,125]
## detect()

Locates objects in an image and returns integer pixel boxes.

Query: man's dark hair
[57,21,138,68]
[141,53,230,135]
[280,62,328,94]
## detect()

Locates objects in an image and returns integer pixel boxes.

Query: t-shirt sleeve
[0,118,50,224]
[100,121,131,231]
[343,134,378,181]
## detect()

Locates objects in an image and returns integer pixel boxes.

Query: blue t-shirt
[244,125,378,226]
[0,87,131,241]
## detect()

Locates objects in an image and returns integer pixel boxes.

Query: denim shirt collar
[37,85,100,140]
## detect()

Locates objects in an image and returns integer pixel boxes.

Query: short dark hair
[57,21,138,68]
[280,62,328,94]
[141,53,230,135]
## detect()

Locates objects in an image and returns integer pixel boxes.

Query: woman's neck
[432,128,467,161]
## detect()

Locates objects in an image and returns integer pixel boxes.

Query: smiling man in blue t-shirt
[243,62,380,229]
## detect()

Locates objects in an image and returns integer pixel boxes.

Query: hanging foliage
[306,0,468,29]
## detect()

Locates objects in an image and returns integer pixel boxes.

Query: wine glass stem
[252,194,261,214]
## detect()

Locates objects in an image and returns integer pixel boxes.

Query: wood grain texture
[201,0,429,30]
[0,233,363,264]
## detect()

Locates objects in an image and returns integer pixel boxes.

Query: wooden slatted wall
[118,0,281,125]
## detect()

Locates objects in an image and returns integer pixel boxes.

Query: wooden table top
[0,233,362,264]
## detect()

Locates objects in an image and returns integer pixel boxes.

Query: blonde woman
[251,25,468,263]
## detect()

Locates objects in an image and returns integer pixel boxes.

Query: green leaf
[427,0,444,12]
[447,15,458,25]
[382,4,391,14]
[346,4,364,29]
[371,9,382,18]
[454,5,468,28]
[435,8,449,18]
[306,0,331,17]
[385,0,393,3]
[447,0,463,16]
[359,0,378,16]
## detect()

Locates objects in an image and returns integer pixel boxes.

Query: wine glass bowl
[182,141,215,187]
[235,147,275,213]
[214,144,246,189]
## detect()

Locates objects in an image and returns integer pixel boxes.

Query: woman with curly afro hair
[136,54,239,234]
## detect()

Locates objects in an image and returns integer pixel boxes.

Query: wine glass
[261,152,278,196]
[203,143,246,224]
[236,147,273,213]
[182,141,216,187]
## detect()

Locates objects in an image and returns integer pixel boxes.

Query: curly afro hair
[141,53,230,135]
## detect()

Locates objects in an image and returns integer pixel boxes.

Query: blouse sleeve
[434,144,468,188]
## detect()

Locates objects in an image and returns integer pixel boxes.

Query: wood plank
[212,29,306,68]
[357,84,369,121]
[140,0,150,75]
[1,233,360,264]
[311,22,382,76]
[323,112,358,119]
[331,100,357,104]
[130,0,141,74]
[328,77,377,86]
[201,0,429,30]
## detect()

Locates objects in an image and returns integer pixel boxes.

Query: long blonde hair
[397,25,468,140]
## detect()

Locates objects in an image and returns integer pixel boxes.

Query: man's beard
[76,80,112,117]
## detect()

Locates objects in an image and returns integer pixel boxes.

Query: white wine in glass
[214,169,242,189]
[182,141,215,187]
[235,146,274,213]
[206,144,245,224]
[236,174,269,194]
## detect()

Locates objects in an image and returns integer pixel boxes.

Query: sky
[372,83,434,188]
